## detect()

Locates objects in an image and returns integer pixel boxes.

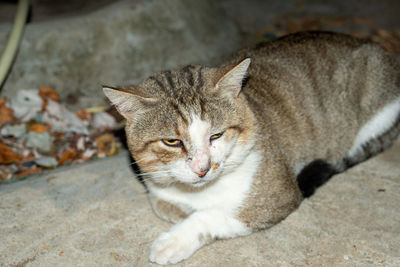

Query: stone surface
[218,0,400,33]
[1,140,399,266]
[0,0,239,110]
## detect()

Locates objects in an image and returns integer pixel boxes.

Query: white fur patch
[150,151,261,213]
[187,115,211,174]
[148,151,261,264]
[188,115,210,149]
[150,210,250,265]
[348,97,400,158]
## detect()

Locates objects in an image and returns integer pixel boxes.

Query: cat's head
[103,58,256,187]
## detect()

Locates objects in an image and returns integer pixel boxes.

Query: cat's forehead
[134,96,232,141]
[140,65,216,98]
[131,65,238,138]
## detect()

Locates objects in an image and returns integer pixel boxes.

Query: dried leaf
[43,99,88,134]
[75,109,90,121]
[15,166,42,178]
[95,133,117,157]
[57,148,77,165]
[0,98,15,127]
[39,85,60,102]
[39,85,60,110]
[29,123,49,133]
[76,136,85,150]
[82,149,97,160]
[1,173,12,180]
[10,90,43,121]
[35,156,58,168]
[92,112,118,130]
[51,132,66,140]
[0,141,21,164]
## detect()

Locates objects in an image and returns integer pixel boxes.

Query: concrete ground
[1,140,399,266]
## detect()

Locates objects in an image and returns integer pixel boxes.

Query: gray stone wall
[0,0,239,109]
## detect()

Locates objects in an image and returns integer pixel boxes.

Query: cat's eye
[161,139,182,147]
[210,132,224,142]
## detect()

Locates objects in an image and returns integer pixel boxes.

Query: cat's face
[104,59,255,187]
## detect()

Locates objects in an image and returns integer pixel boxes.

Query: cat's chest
[149,151,261,215]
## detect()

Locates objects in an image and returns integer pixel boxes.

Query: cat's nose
[195,167,209,178]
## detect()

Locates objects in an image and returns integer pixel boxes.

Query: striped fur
[103,31,400,265]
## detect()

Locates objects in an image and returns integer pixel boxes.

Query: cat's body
[103,32,400,265]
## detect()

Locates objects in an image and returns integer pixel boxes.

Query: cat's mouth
[192,179,207,186]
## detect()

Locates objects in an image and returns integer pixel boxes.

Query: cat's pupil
[210,132,223,141]
[162,139,182,147]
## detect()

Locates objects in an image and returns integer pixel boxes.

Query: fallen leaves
[29,123,49,133]
[0,87,122,182]
[57,148,77,165]
[39,85,60,110]
[14,166,42,178]
[75,109,90,121]
[95,134,117,157]
[0,98,14,127]
[0,141,21,164]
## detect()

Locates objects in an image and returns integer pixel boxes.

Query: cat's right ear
[214,58,251,99]
[102,86,158,119]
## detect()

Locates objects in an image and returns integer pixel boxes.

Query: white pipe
[0,0,30,88]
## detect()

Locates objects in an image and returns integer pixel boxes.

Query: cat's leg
[148,195,188,224]
[343,98,400,169]
[149,209,250,265]
[237,161,303,230]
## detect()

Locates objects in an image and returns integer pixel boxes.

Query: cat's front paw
[149,231,201,265]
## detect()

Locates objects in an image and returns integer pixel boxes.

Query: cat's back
[239,31,395,86]
[239,31,373,64]
[235,31,400,170]
[237,31,399,119]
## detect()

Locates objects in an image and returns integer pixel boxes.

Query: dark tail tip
[296,160,338,198]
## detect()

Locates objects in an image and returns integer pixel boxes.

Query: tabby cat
[103,32,400,265]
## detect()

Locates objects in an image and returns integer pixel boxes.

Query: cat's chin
[189,176,218,188]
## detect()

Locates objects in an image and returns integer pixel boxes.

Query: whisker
[129,157,153,166]
[140,170,172,176]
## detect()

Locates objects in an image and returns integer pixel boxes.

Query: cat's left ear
[214,58,251,99]
[102,86,158,119]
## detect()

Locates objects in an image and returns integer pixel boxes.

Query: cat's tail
[298,108,400,198]
[296,160,338,198]
[342,111,400,169]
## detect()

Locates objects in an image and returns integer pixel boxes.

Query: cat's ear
[103,86,158,119]
[214,58,251,99]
